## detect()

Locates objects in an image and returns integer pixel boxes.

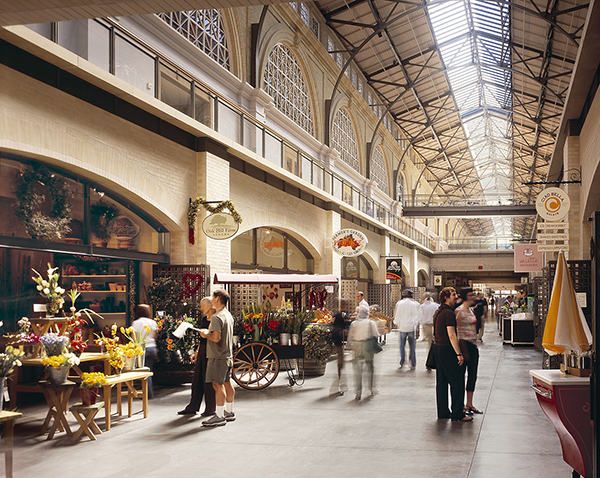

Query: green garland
[14,164,73,241]
[188,196,242,244]
[302,324,333,364]
[90,200,119,241]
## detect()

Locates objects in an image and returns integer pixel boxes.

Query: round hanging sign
[332,229,368,257]
[202,212,239,240]
[535,187,571,221]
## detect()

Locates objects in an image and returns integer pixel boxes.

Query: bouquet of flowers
[40,333,69,357]
[42,352,80,370]
[32,263,66,314]
[118,342,144,358]
[80,372,108,388]
[155,314,197,363]
[17,317,31,334]
[0,346,25,376]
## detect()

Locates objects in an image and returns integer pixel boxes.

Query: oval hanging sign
[536,187,571,221]
[202,212,239,240]
[332,229,368,257]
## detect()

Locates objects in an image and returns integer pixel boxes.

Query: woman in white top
[347,305,379,400]
[132,304,158,399]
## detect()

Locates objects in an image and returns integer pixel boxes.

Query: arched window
[397,174,407,203]
[371,146,390,195]
[331,108,359,171]
[158,10,230,70]
[263,44,315,135]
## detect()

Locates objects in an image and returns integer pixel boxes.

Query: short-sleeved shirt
[207,308,233,359]
[434,303,456,347]
[455,306,478,344]
[132,317,158,348]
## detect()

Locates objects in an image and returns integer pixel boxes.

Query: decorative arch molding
[417,268,429,287]
[221,8,244,81]
[402,263,411,285]
[360,250,380,279]
[257,24,321,139]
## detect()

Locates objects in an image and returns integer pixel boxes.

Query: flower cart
[213,273,338,390]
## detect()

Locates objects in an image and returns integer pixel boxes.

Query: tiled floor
[7,316,573,478]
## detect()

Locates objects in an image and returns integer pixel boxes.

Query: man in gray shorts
[199,288,235,427]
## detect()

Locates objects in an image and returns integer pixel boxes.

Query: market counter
[529,369,592,478]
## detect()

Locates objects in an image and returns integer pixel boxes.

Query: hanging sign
[202,212,239,240]
[536,187,571,221]
[514,244,543,272]
[386,259,403,281]
[538,222,569,230]
[332,229,368,257]
[434,275,442,286]
[537,244,569,252]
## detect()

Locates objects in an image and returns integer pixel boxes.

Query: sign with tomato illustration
[332,229,368,257]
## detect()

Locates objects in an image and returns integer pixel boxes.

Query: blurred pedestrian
[178,297,217,416]
[347,304,379,400]
[393,289,422,370]
[473,292,487,341]
[433,287,472,422]
[132,304,158,399]
[331,299,351,395]
[420,293,438,369]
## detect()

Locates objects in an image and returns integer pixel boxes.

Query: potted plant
[42,351,80,384]
[301,323,333,376]
[80,372,108,405]
[0,346,24,410]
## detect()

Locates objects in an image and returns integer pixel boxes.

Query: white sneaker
[202,415,226,427]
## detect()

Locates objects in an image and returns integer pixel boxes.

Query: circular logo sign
[535,187,571,221]
[332,229,368,257]
[202,213,239,240]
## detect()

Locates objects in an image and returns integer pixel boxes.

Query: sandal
[463,407,473,415]
[467,406,483,414]
[452,415,473,422]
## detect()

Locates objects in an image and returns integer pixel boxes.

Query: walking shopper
[420,293,438,368]
[331,299,351,395]
[433,287,472,422]
[199,289,235,427]
[177,297,216,416]
[131,304,158,399]
[393,289,422,370]
[455,288,482,415]
[347,304,379,400]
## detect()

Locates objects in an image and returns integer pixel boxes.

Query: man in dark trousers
[177,296,216,416]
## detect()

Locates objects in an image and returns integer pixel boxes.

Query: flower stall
[213,273,338,390]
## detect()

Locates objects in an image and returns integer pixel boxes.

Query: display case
[59,257,138,329]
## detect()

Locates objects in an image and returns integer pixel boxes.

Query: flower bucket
[123,355,137,372]
[291,334,300,346]
[279,333,291,346]
[48,366,69,385]
[80,388,98,406]
[45,300,62,318]
[135,345,146,369]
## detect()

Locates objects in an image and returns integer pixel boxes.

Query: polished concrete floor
[7,316,573,478]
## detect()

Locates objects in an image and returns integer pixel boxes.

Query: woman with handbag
[455,288,482,416]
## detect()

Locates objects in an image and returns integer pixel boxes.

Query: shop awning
[213,273,338,285]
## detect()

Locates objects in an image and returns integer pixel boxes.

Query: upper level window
[332,108,359,171]
[263,44,315,136]
[301,3,310,26]
[327,37,335,62]
[158,10,230,70]
[371,146,390,195]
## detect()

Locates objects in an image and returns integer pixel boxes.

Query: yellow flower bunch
[81,372,108,388]
[119,342,144,358]
[109,353,125,370]
[42,355,66,370]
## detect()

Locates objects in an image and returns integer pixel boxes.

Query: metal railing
[40,18,430,250]
[444,238,524,251]
[405,194,535,208]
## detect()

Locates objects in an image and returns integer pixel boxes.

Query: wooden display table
[101,371,152,430]
[0,411,22,478]
[38,380,78,440]
[10,352,110,406]
[29,317,69,356]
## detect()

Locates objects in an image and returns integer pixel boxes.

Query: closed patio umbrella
[542,251,592,355]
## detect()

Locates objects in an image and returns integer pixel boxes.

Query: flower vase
[80,388,98,406]
[123,355,137,372]
[48,366,69,385]
[253,325,261,342]
[292,334,300,345]
[267,336,273,345]
[45,300,62,318]
[135,346,146,369]
[279,333,291,346]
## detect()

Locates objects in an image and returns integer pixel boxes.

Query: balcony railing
[405,195,535,208]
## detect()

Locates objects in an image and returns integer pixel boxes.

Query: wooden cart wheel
[233,343,280,390]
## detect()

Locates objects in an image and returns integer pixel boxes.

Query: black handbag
[369,336,383,354]
[426,344,436,369]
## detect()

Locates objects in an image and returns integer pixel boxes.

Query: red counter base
[530,370,592,478]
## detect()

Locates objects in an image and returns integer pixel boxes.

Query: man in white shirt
[393,289,423,370]
[420,293,439,368]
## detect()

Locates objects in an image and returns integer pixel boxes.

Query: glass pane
[243,118,258,153]
[195,86,212,127]
[26,23,52,40]
[257,229,284,269]
[265,132,282,167]
[88,21,110,72]
[231,230,253,265]
[284,144,299,176]
[301,155,312,182]
[287,239,308,272]
[312,164,322,190]
[115,35,155,95]
[217,101,241,142]
[343,257,359,278]
[58,20,89,58]
[159,65,192,116]
[342,183,352,205]
[333,177,342,200]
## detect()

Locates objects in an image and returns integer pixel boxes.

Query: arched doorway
[418,269,429,287]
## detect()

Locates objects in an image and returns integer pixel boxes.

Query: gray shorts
[206,357,233,384]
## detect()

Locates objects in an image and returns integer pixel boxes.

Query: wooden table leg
[71,410,101,441]
[102,384,112,431]
[116,383,122,416]
[127,381,133,418]
[142,378,148,418]
[45,388,73,439]
[5,419,14,478]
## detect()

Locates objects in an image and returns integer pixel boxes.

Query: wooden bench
[101,371,153,430]
[70,402,105,441]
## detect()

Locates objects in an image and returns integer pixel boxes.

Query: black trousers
[434,345,466,420]
[464,341,479,393]
[184,343,216,413]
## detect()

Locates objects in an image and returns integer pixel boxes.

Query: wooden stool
[70,402,105,441]
[39,380,77,440]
